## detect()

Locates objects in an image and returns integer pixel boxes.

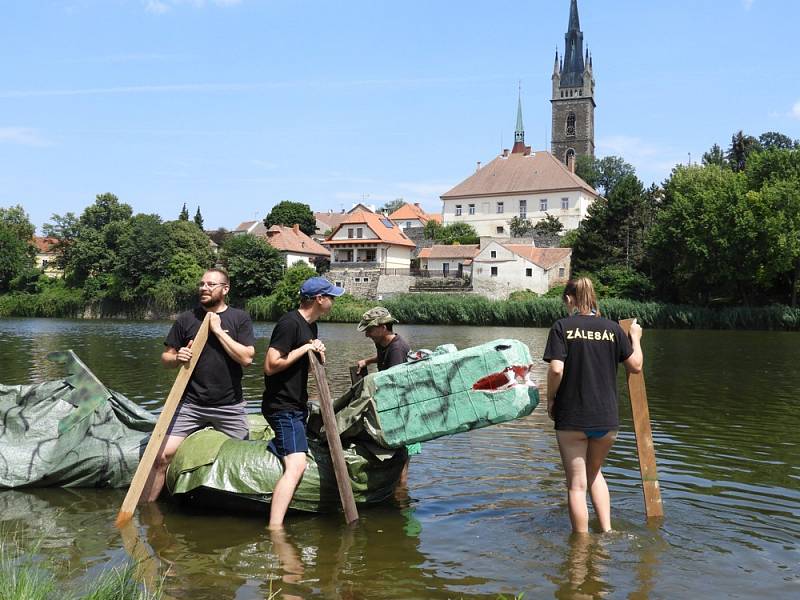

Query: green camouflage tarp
[0,351,155,489]
[308,339,539,449]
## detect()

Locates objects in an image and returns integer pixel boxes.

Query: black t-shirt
[262,310,318,416]
[543,314,633,430]
[376,334,411,371]
[164,306,256,407]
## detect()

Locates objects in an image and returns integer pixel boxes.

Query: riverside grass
[1,533,162,600]
[2,289,800,330]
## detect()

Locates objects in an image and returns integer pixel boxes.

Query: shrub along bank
[3,289,799,331]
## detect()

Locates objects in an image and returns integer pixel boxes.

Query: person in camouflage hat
[356,307,410,374]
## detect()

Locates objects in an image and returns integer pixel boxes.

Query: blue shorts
[585,429,611,439]
[266,410,309,457]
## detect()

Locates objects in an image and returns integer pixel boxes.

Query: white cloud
[791,101,800,120]
[742,0,755,10]
[144,0,169,14]
[0,127,53,147]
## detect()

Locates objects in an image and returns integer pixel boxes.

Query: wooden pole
[349,365,366,385]
[116,312,212,527]
[619,318,664,519]
[308,350,359,524]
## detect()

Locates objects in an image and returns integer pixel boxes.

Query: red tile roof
[503,245,572,270]
[265,225,330,257]
[389,202,443,226]
[324,212,416,247]
[441,150,597,198]
[33,236,58,253]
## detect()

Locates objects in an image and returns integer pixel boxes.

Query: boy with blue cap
[262,276,344,528]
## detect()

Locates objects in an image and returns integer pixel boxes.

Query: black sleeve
[542,321,567,362]
[616,323,634,362]
[164,318,185,350]
[384,341,408,369]
[236,311,256,347]
[269,317,298,355]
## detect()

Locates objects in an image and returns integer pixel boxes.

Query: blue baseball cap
[299,276,345,299]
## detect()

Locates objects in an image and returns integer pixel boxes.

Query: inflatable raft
[0,340,539,512]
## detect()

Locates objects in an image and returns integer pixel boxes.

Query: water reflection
[2,318,800,597]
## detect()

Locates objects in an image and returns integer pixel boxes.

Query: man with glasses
[142,267,256,502]
[262,276,344,528]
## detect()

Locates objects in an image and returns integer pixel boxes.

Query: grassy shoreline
[2,291,800,331]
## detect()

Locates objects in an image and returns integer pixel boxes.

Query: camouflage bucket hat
[357,306,398,331]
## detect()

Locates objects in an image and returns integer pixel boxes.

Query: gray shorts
[166,400,249,440]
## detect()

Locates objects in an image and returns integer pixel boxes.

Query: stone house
[472,241,571,299]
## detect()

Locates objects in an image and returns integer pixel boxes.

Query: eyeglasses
[198,281,227,290]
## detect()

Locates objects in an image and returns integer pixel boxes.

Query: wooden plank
[349,365,366,385]
[308,350,359,524]
[619,318,664,519]
[116,312,212,527]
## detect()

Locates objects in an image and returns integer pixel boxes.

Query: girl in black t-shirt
[543,277,643,534]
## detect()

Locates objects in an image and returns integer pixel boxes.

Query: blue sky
[2,0,799,233]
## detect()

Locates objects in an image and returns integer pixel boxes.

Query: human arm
[623,322,643,374]
[546,359,564,420]
[161,342,193,368]
[208,312,255,367]
[357,356,378,371]
[264,339,326,375]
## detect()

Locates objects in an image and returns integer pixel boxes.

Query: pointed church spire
[560,0,585,87]
[512,85,530,154]
[553,49,560,75]
[515,86,524,143]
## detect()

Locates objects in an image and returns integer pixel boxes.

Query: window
[490,250,497,258]
[405,221,412,229]
[356,227,363,239]
[519,199,527,218]
[491,266,498,277]
[561,197,569,210]
[496,201,504,214]
[354,277,361,283]
[558,267,565,278]
[565,149,575,165]
[455,205,462,216]
[335,281,343,288]
[347,228,354,239]
[526,268,532,277]
[540,199,548,211]
[363,277,369,282]
[468,204,475,215]
[566,113,576,137]
[496,226,504,234]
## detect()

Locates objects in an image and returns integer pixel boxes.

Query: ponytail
[563,277,599,316]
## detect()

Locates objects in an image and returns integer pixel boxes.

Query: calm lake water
[1,317,799,599]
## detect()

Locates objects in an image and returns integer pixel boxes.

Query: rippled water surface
[1,318,799,598]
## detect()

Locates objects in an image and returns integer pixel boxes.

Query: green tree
[595,156,636,197]
[194,207,204,229]
[220,234,285,301]
[114,214,172,301]
[0,205,36,291]
[571,173,647,273]
[79,193,132,230]
[575,155,600,189]
[42,212,80,270]
[165,220,214,269]
[264,201,316,236]
[533,213,564,236]
[727,130,762,172]
[179,203,189,221]
[510,216,535,237]
[423,219,443,240]
[439,222,479,245]
[758,131,798,151]
[0,205,36,241]
[380,198,406,214]
[270,262,318,316]
[702,143,727,167]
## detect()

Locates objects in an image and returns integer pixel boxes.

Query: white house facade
[472,241,571,299]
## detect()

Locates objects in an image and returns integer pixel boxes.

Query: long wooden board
[308,350,359,524]
[620,318,664,519]
[116,312,211,527]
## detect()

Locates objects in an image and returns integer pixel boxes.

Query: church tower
[551,0,595,166]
